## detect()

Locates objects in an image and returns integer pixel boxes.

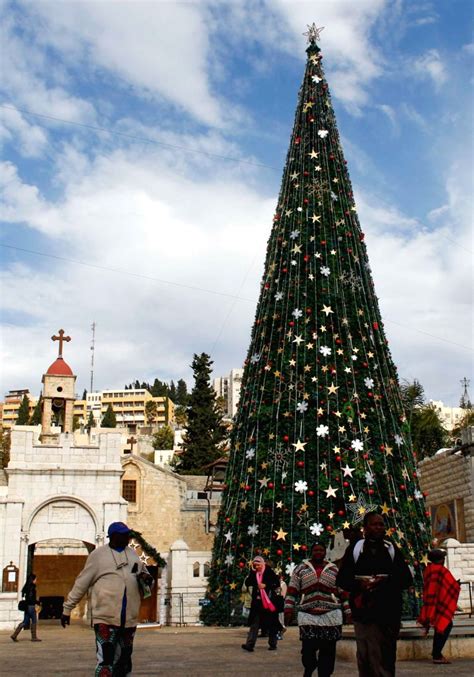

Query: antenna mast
[90,322,96,393]
[460,377,471,409]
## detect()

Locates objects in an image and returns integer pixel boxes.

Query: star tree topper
[303,23,325,44]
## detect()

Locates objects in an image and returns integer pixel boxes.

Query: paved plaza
[1,623,473,676]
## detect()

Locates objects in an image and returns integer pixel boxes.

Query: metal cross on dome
[51,328,71,358]
[303,23,325,44]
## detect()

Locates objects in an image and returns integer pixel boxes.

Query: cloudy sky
[0,0,472,405]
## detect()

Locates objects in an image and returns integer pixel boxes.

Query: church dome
[46,357,74,376]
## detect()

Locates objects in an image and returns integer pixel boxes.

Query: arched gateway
[0,333,127,629]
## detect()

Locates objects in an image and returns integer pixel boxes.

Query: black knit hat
[428,548,447,563]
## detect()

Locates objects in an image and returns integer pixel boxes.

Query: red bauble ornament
[276,549,283,556]
[335,455,341,462]
[308,490,315,497]
[301,544,307,551]
[373,322,379,330]
[289,321,294,327]
[363,453,369,460]
[295,137,301,145]
[268,482,274,489]
[239,562,245,568]
[400,484,406,491]
[343,481,349,488]
[245,485,251,491]
[368,489,374,495]
[338,510,345,516]
[283,435,289,442]
[297,460,305,468]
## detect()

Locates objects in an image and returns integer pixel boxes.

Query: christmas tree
[204,25,431,624]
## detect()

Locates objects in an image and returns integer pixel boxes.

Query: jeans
[432,622,453,660]
[22,605,37,629]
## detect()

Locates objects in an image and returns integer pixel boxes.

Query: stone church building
[0,332,219,630]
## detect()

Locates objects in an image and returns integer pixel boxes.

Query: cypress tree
[102,404,117,428]
[179,353,225,473]
[16,395,30,425]
[29,396,42,425]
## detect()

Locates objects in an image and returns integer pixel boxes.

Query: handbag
[18,599,27,612]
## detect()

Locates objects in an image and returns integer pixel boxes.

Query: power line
[0,103,279,171]
[2,242,472,354]
[0,243,256,303]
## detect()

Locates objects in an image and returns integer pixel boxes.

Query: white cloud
[412,48,447,89]
[0,9,96,124]
[0,138,273,394]
[0,108,48,157]
[13,0,231,128]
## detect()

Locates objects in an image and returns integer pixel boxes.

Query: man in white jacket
[61,522,152,676]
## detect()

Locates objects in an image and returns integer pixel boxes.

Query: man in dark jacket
[336,512,413,676]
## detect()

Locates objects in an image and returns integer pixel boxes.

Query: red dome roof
[46,357,74,376]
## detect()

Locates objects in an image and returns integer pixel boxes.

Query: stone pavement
[0,623,473,676]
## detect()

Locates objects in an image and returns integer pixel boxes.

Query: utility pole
[90,322,96,393]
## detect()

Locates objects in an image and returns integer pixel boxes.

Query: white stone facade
[0,428,127,630]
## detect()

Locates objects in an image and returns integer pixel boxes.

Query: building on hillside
[86,391,102,425]
[429,400,465,432]
[101,389,174,432]
[212,368,243,418]
[73,399,87,425]
[1,390,37,431]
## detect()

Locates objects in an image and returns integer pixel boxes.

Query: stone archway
[26,497,99,621]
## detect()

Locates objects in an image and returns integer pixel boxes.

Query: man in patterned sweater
[284,542,350,677]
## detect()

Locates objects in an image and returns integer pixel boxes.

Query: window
[122,479,137,503]
[193,562,200,578]
[203,562,211,577]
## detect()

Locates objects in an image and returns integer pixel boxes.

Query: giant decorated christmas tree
[204,25,431,623]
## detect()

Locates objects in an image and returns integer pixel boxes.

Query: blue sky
[0,0,472,406]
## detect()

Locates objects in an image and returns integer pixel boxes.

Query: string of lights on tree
[203,24,431,623]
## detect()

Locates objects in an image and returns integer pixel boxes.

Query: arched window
[193,561,200,578]
[203,562,211,577]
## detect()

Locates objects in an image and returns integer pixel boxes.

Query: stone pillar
[169,539,189,625]
[42,398,53,435]
[64,399,74,433]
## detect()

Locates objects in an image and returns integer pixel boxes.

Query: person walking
[241,555,282,652]
[336,512,413,677]
[417,548,460,665]
[10,573,42,642]
[284,542,350,677]
[61,522,153,676]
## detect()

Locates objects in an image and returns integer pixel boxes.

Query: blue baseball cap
[107,522,131,537]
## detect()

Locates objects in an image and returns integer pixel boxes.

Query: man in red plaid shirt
[418,548,460,664]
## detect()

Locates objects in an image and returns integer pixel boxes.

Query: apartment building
[213,368,244,418]
[1,390,38,430]
[101,389,174,432]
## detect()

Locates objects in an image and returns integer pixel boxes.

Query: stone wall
[122,458,187,553]
[445,540,474,611]
[418,449,474,541]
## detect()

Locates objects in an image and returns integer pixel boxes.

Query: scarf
[256,566,276,613]
[418,563,460,633]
